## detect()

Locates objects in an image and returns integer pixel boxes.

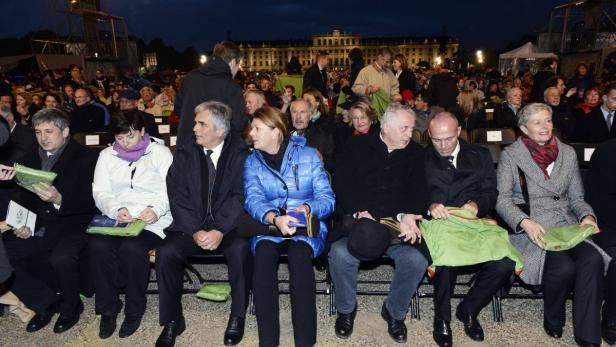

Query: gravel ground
[0,263,585,347]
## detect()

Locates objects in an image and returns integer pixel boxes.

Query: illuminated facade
[237,29,459,71]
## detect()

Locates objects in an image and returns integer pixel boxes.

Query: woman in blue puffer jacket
[244,106,335,347]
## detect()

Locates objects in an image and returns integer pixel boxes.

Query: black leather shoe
[53,300,84,334]
[455,306,484,342]
[543,321,563,339]
[155,317,186,347]
[380,302,407,343]
[223,316,245,346]
[603,320,616,345]
[433,319,453,347]
[119,314,143,338]
[335,305,357,339]
[575,336,601,347]
[26,301,59,333]
[99,300,123,339]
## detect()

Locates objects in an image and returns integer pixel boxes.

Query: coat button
[553,196,560,201]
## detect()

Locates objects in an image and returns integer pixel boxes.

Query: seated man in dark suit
[69,87,106,133]
[1,108,98,333]
[425,112,515,347]
[586,138,616,345]
[303,50,329,97]
[155,101,252,347]
[574,83,616,143]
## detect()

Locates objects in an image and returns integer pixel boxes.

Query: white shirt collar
[9,122,16,133]
[601,105,613,120]
[203,140,225,169]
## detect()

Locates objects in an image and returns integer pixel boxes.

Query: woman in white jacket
[90,111,173,339]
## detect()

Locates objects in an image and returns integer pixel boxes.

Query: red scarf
[521,135,559,179]
[353,126,370,136]
[575,101,600,115]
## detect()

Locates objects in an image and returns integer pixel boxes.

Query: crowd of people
[0,39,615,347]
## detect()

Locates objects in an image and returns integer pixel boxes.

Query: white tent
[498,42,557,76]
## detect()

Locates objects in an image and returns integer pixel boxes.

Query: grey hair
[506,87,522,101]
[193,101,231,136]
[380,103,416,129]
[290,98,309,113]
[543,86,558,100]
[32,108,70,130]
[517,103,553,128]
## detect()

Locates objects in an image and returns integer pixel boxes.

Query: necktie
[608,112,614,131]
[205,149,216,223]
[321,69,327,86]
[205,149,216,191]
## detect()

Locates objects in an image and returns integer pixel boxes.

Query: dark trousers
[603,246,616,322]
[543,241,604,344]
[89,231,162,317]
[3,232,89,314]
[433,258,514,321]
[156,230,251,325]
[253,240,316,347]
[0,236,12,283]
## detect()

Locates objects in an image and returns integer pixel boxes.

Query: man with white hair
[330,103,429,343]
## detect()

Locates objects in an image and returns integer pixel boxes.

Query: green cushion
[195,283,231,302]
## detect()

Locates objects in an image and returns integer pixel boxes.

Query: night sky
[1,0,566,52]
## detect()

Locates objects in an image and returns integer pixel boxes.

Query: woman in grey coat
[496,103,604,347]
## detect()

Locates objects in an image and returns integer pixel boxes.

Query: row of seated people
[0,99,615,347]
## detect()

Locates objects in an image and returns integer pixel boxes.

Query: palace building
[237,29,459,71]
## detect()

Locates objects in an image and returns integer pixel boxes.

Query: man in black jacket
[426,67,459,111]
[425,112,514,347]
[303,51,329,97]
[574,83,616,143]
[2,108,98,333]
[330,103,429,343]
[0,107,38,164]
[155,101,251,347]
[586,138,616,345]
[544,87,575,141]
[530,58,557,102]
[290,99,334,172]
[69,87,106,133]
[175,41,247,147]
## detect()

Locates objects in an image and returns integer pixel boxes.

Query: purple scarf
[113,133,150,162]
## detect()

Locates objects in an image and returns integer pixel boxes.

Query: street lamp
[434,56,442,66]
[200,55,207,65]
[476,50,484,65]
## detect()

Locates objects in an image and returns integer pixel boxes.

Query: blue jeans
[328,237,428,320]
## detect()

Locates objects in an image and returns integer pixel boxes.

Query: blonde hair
[252,106,289,142]
[349,101,377,123]
[456,90,481,116]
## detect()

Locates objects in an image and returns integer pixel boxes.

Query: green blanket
[543,224,596,251]
[420,208,524,274]
[196,283,231,302]
[86,220,146,237]
[14,164,57,193]
[371,89,391,121]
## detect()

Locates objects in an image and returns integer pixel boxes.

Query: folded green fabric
[86,220,146,237]
[420,207,524,274]
[14,164,57,193]
[371,89,391,121]
[196,283,231,302]
[543,224,596,251]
